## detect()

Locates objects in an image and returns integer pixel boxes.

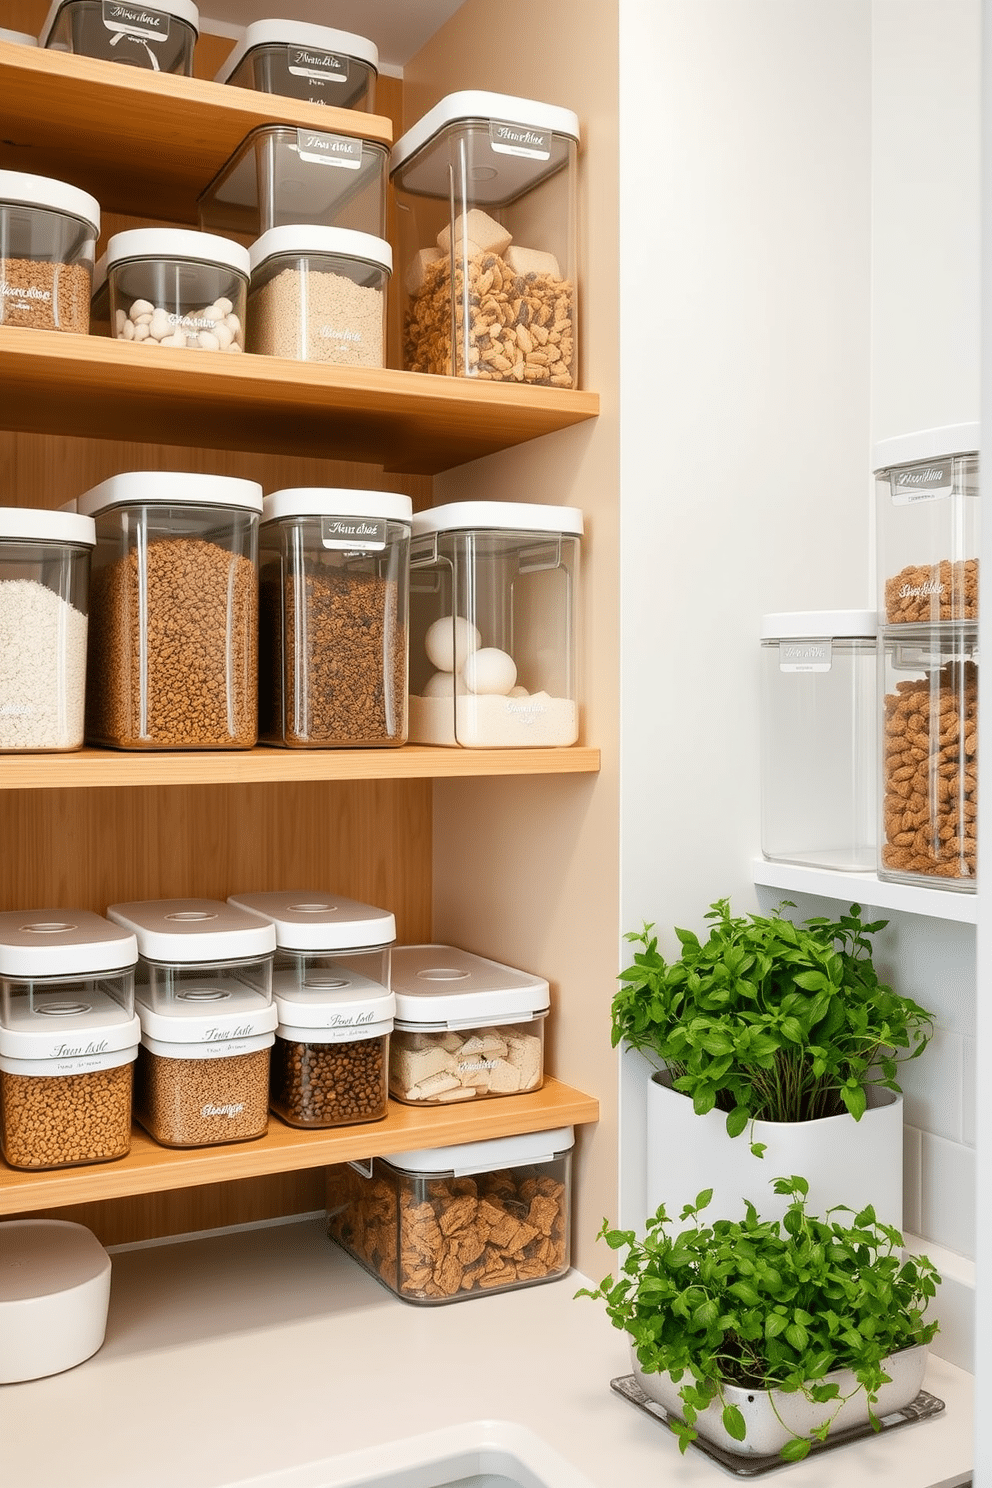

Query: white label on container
[780,640,832,673]
[102,1,171,42]
[321,516,387,552]
[288,47,349,83]
[295,130,363,169]
[890,459,953,505]
[489,119,552,160]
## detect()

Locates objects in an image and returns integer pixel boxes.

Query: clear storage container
[107,898,277,1148]
[0,507,95,752]
[408,502,581,747]
[874,424,979,625]
[760,611,877,871]
[199,126,387,240]
[389,944,548,1106]
[247,228,391,368]
[390,91,579,386]
[0,909,139,1170]
[880,624,977,890]
[215,20,378,112]
[228,889,396,1129]
[40,0,198,73]
[327,1126,573,1304]
[0,170,100,334]
[258,488,410,746]
[78,471,262,750]
[105,229,249,352]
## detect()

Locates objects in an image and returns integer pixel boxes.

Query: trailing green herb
[612,900,933,1139]
[577,1178,940,1461]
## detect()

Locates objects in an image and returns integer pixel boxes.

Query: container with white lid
[760,610,877,872]
[215,20,377,111]
[0,28,38,45]
[40,0,198,74]
[389,944,549,1106]
[0,1220,111,1383]
[0,170,100,335]
[258,488,411,747]
[199,125,388,239]
[873,424,979,626]
[105,229,249,352]
[0,506,96,752]
[247,227,391,368]
[408,502,582,748]
[107,898,277,1148]
[327,1126,573,1303]
[79,471,262,750]
[390,91,579,386]
[0,908,139,1170]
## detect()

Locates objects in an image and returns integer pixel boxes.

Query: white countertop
[0,1216,973,1488]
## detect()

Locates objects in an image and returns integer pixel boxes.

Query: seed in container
[116,295,244,352]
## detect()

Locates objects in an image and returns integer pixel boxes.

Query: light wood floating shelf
[0,41,391,224]
[0,1078,599,1215]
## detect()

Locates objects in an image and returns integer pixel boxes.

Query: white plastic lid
[140,1028,274,1059]
[0,506,95,549]
[412,502,584,539]
[0,28,38,44]
[259,490,411,529]
[228,890,396,951]
[0,991,139,1062]
[106,228,250,277]
[248,225,392,276]
[384,1125,574,1178]
[217,18,378,82]
[137,1000,278,1045]
[107,899,277,963]
[0,1221,109,1303]
[391,945,549,1028]
[0,910,137,979]
[760,610,877,641]
[272,966,394,1034]
[0,169,100,234]
[41,0,199,45]
[872,423,980,473]
[77,471,263,518]
[391,91,580,173]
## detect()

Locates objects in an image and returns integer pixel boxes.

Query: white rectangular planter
[645,1071,903,1228]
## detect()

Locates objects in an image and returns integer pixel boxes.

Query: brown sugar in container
[0,171,100,335]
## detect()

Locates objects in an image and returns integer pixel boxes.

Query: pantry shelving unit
[751,857,979,925]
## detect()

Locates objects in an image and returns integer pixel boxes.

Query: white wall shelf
[752,857,978,925]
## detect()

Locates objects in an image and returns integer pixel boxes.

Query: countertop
[0,1216,974,1488]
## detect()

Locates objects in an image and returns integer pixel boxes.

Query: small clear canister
[0,170,100,335]
[214,20,378,112]
[40,0,198,74]
[247,229,391,368]
[105,229,248,352]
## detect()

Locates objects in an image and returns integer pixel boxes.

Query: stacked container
[40,0,198,73]
[107,899,277,1148]
[0,910,139,1170]
[227,890,395,1128]
[0,170,100,335]
[215,20,378,112]
[873,425,979,890]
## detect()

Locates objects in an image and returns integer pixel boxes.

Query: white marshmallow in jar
[106,229,249,353]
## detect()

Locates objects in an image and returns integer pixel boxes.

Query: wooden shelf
[752,857,978,925]
[0,41,391,224]
[0,1077,599,1215]
[0,327,599,475]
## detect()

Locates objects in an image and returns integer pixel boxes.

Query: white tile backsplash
[897,1026,964,1143]
[902,1123,922,1236]
[919,1131,976,1256]
[870,914,976,1038]
[962,1033,976,1146]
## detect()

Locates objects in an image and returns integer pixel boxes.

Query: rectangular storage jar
[247,229,391,368]
[107,898,278,1148]
[40,0,198,73]
[0,909,139,1170]
[389,944,548,1105]
[390,91,579,386]
[874,424,979,625]
[760,611,877,871]
[0,170,100,335]
[215,20,377,112]
[78,471,262,749]
[408,502,581,747]
[199,126,387,239]
[327,1126,573,1303]
[105,229,248,351]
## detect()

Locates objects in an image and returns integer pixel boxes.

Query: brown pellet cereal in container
[874,430,979,624]
[326,1127,573,1304]
[258,489,411,747]
[136,1045,271,1147]
[879,627,978,889]
[78,472,262,750]
[247,227,391,366]
[0,171,100,334]
[1,1063,134,1169]
[270,1033,388,1128]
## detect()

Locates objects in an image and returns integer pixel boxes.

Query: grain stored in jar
[78,471,261,750]
[40,0,198,74]
[389,944,548,1106]
[257,489,410,746]
[390,93,579,386]
[107,898,277,1148]
[408,503,581,748]
[214,20,377,112]
[0,909,139,1171]
[247,229,391,368]
[105,229,248,351]
[228,889,395,1127]
[327,1127,573,1304]
[0,170,100,335]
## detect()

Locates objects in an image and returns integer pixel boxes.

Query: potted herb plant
[578,1176,940,1463]
[613,900,933,1225]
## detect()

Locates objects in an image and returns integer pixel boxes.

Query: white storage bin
[40,0,198,74]
[0,1220,111,1382]
[247,227,391,367]
[0,170,100,334]
[215,20,378,112]
[106,229,249,351]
